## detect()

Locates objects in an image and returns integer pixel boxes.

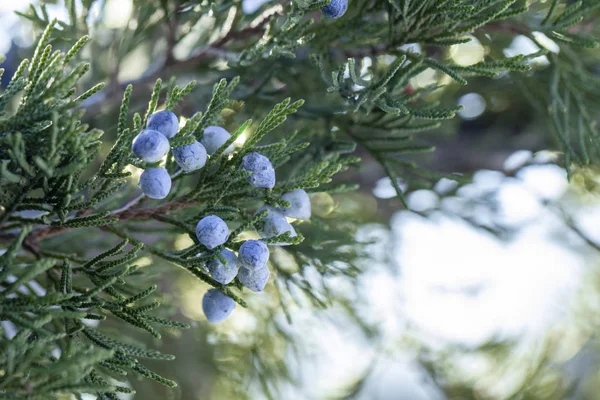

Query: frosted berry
[321,0,347,19]
[238,266,270,292]
[257,206,297,245]
[139,167,171,199]
[280,189,311,220]
[196,215,229,249]
[238,240,269,271]
[201,126,234,155]
[241,152,275,189]
[147,110,179,139]
[207,249,239,284]
[172,141,207,172]
[131,129,169,163]
[202,289,235,323]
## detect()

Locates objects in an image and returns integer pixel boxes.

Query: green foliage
[0,20,105,218]
[0,225,183,398]
[0,11,354,398]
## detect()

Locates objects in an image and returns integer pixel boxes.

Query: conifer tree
[1,0,599,398]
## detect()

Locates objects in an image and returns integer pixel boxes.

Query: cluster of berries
[129,110,312,323]
[131,109,237,198]
[199,187,311,323]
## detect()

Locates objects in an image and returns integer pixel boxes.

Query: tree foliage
[1,0,600,398]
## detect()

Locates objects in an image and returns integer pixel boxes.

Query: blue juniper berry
[238,265,270,292]
[196,215,229,249]
[172,141,207,172]
[241,152,275,189]
[201,126,234,155]
[202,289,235,323]
[131,129,170,163]
[279,189,311,220]
[238,239,269,270]
[207,249,239,284]
[321,0,348,19]
[138,167,171,199]
[147,109,179,138]
[257,206,297,245]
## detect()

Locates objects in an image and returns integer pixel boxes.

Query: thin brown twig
[21,198,199,245]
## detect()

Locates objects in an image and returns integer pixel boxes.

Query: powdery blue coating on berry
[202,289,235,323]
[280,189,311,220]
[131,129,170,163]
[238,240,269,271]
[139,167,171,199]
[237,266,270,292]
[321,0,348,18]
[241,152,275,189]
[257,206,297,245]
[207,249,239,284]
[196,215,229,249]
[147,110,179,138]
[172,141,207,172]
[201,126,234,155]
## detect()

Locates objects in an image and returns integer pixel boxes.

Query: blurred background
[3,1,600,399]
